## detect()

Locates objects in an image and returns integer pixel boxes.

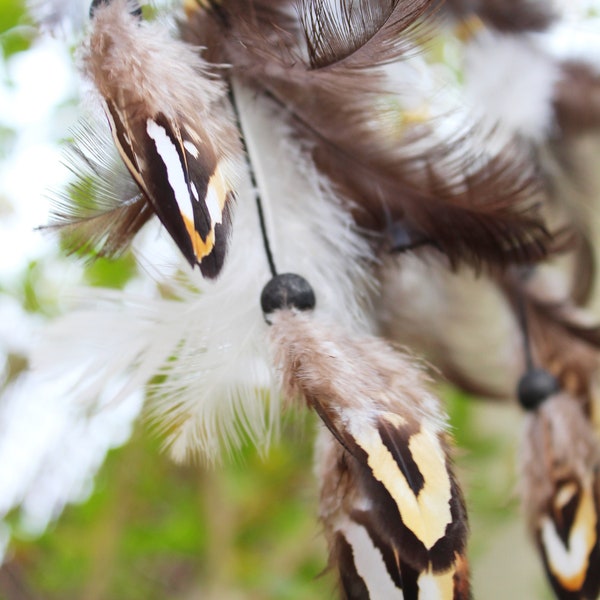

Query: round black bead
[517,368,560,410]
[260,273,316,318]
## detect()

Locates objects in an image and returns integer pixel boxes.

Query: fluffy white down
[149,84,377,460]
[23,84,377,463]
[463,30,560,142]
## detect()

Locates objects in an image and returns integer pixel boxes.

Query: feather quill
[269,309,470,599]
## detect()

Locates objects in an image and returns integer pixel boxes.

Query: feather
[553,61,600,136]
[27,0,89,34]
[149,91,377,461]
[23,1,600,597]
[460,28,561,142]
[45,119,154,258]
[41,90,377,462]
[0,366,144,534]
[501,268,600,407]
[452,4,600,302]
[298,0,436,69]
[79,0,244,277]
[269,309,470,599]
[520,393,600,600]
[185,0,554,271]
[378,254,526,400]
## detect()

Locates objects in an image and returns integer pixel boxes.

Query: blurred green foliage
[3,414,334,600]
[0,0,33,58]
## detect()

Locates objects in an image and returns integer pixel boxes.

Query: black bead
[260,273,316,320]
[517,368,560,410]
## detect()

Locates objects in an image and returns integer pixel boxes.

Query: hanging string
[513,275,560,410]
[227,82,315,320]
[516,289,535,372]
[227,86,278,278]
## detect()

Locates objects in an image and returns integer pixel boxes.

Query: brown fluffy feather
[269,309,470,599]
[186,0,554,271]
[47,121,154,258]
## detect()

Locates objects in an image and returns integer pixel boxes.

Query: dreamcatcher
[20,0,600,597]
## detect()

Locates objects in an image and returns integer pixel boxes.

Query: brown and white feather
[269,310,470,599]
[520,393,600,600]
[185,0,553,272]
[77,0,244,276]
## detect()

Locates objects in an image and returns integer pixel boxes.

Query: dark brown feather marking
[335,533,371,600]
[199,195,233,278]
[445,0,557,32]
[351,510,404,589]
[377,418,425,495]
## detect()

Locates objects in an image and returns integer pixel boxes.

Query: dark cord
[516,289,535,372]
[227,86,278,278]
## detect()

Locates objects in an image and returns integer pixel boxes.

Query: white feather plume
[148,86,378,461]
[26,84,378,463]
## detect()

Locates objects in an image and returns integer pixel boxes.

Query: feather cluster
[14,0,600,597]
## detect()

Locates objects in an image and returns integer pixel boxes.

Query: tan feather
[269,309,470,599]
[520,393,600,600]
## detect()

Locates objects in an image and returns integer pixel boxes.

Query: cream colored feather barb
[269,310,470,599]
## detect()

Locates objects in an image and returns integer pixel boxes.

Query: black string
[516,289,535,372]
[254,191,278,278]
[227,86,278,278]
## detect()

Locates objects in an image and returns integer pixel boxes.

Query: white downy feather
[149,83,378,461]
[0,362,144,542]
[20,82,377,465]
[463,30,561,142]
